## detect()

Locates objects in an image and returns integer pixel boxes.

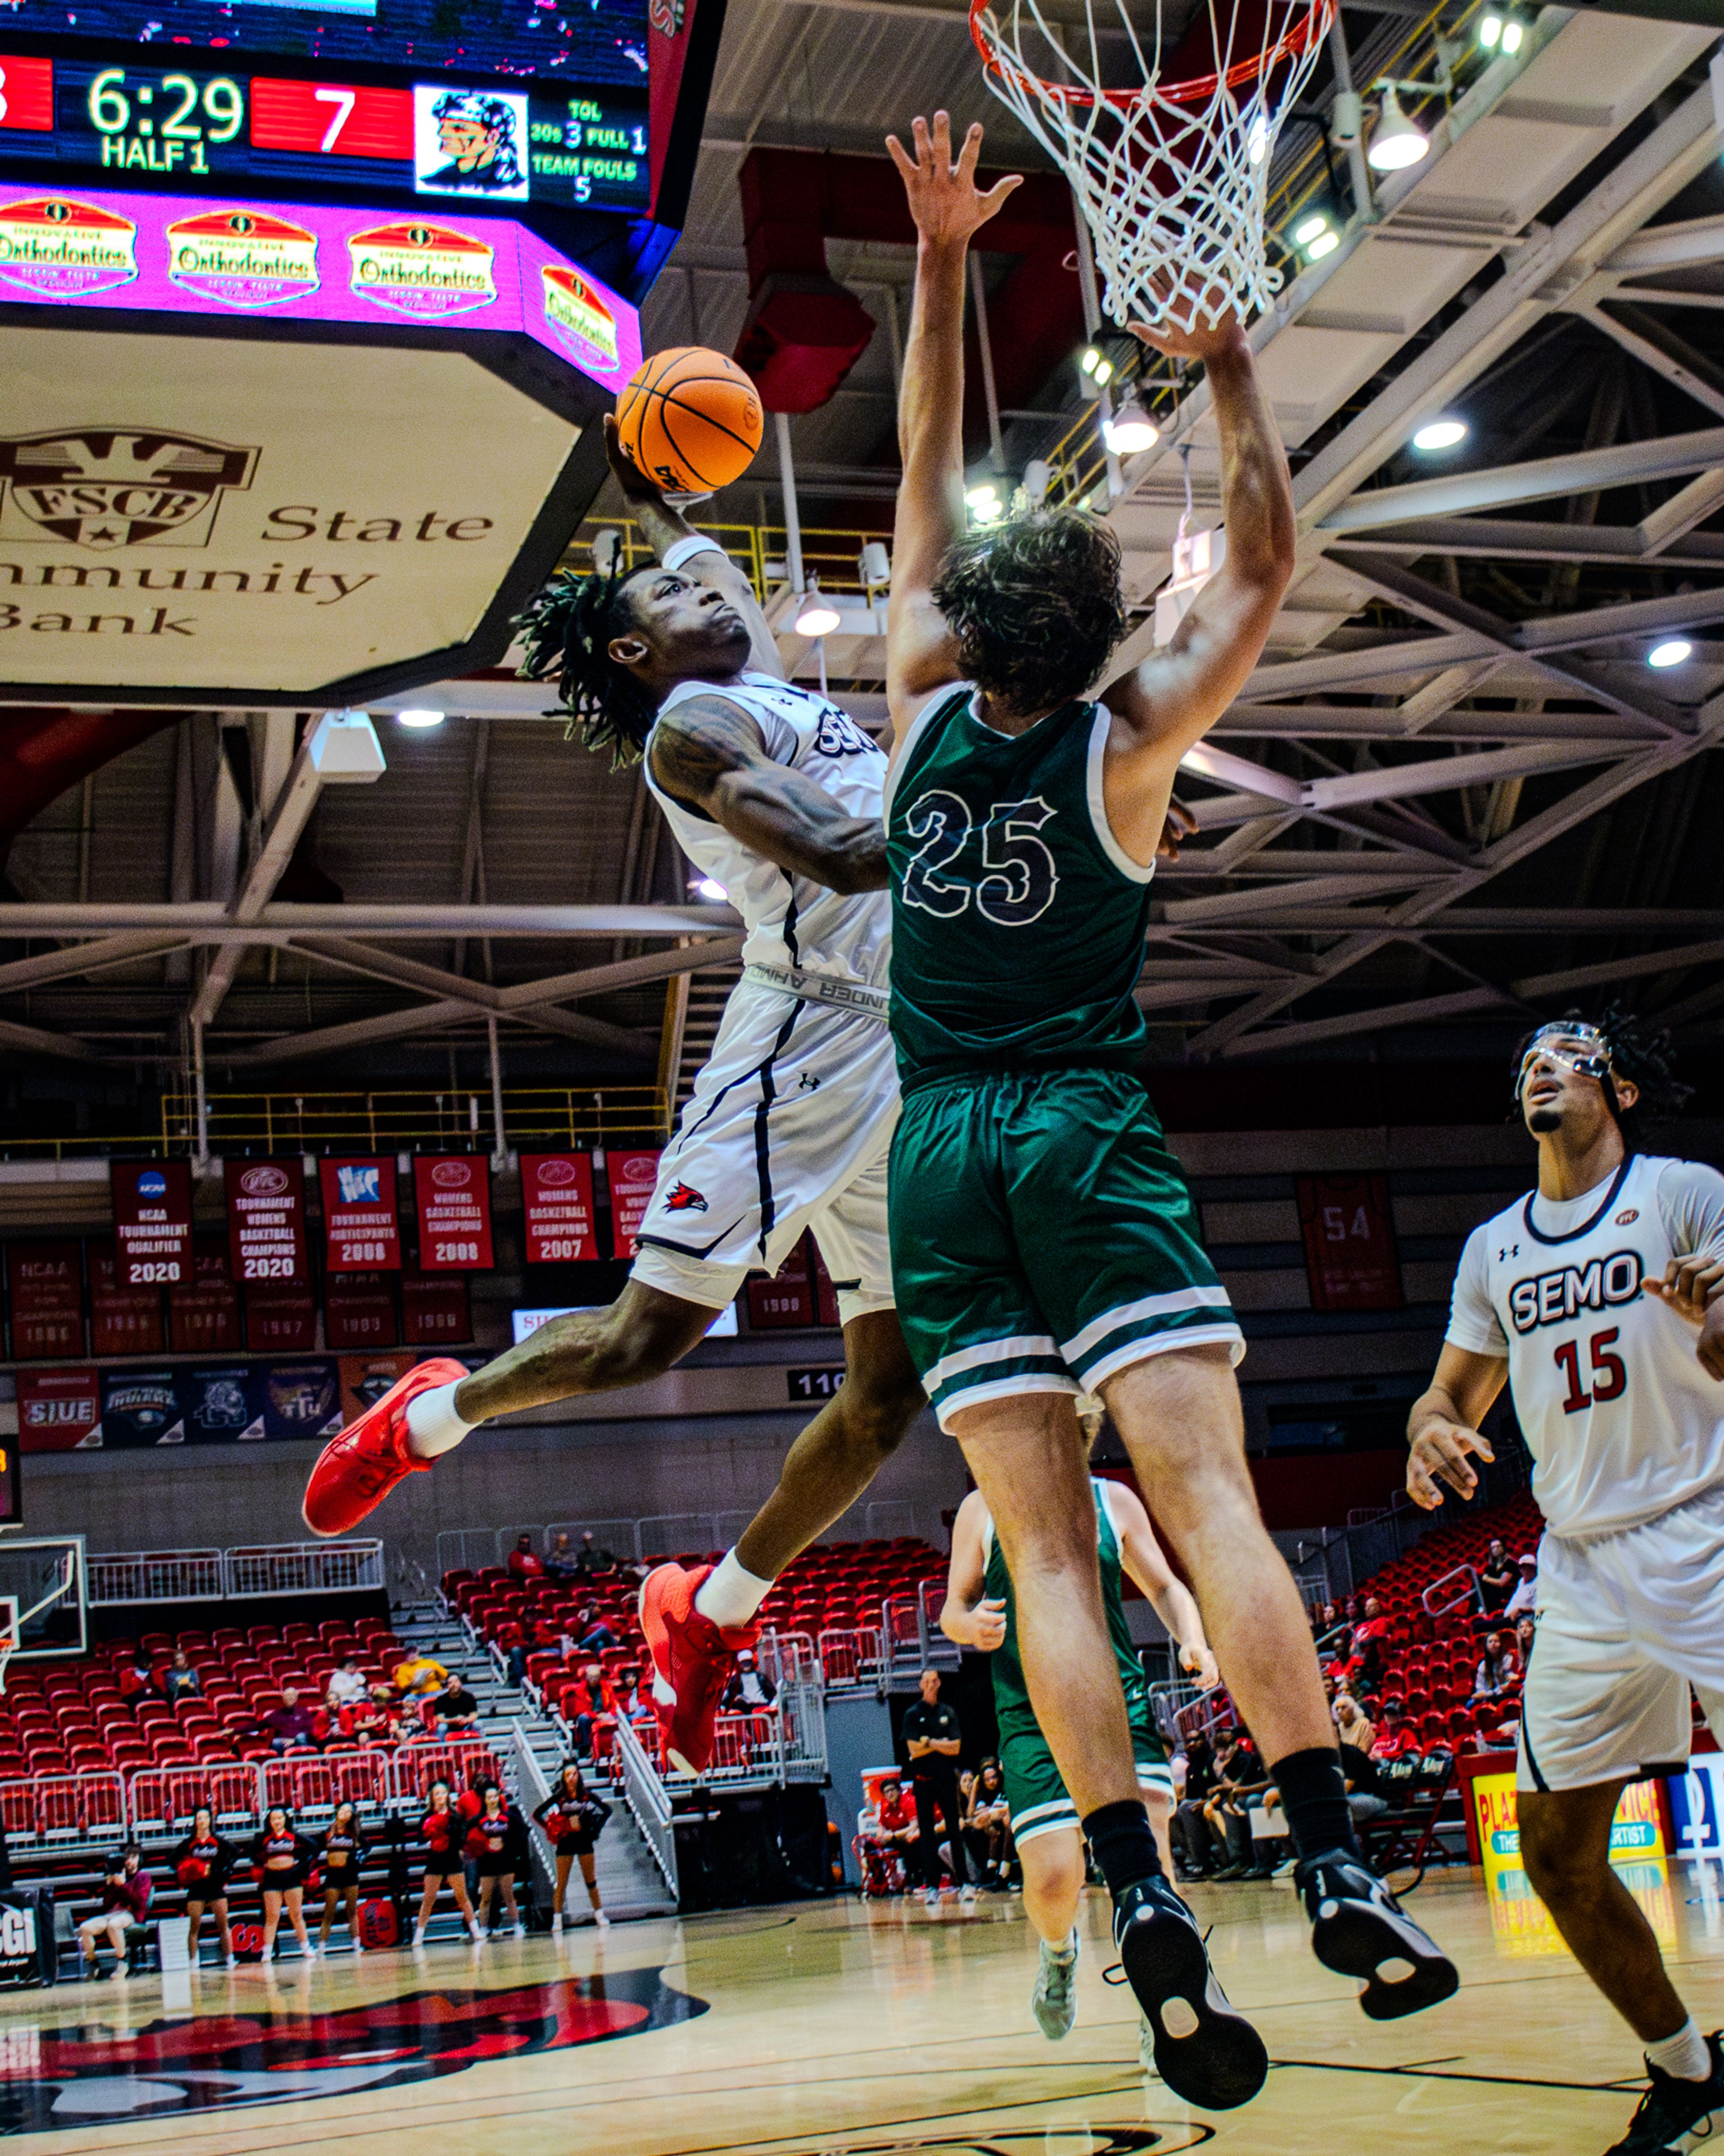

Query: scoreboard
[0,53,649,213]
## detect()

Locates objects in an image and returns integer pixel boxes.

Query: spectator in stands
[326,1656,368,1710]
[1474,1631,1519,1699]
[507,1609,570,1689]
[871,1775,920,1870]
[1515,1614,1535,1663]
[1478,1539,1515,1615]
[258,1686,317,1754]
[395,1651,449,1699]
[564,1663,620,1759]
[902,1668,973,1907]
[535,1760,611,1932]
[352,1685,401,1747]
[544,1532,581,1583]
[1171,1732,1218,1880]
[963,1758,1012,1884]
[252,1805,317,1962]
[1203,1731,1269,1878]
[162,1650,201,1707]
[507,1534,545,1582]
[173,1805,237,1969]
[1348,1597,1393,1688]
[575,1530,620,1575]
[116,1649,158,1708]
[1504,1551,1539,1622]
[1334,1692,1376,1756]
[721,1650,777,1712]
[1338,1736,1390,1830]
[78,1843,151,1980]
[438,1671,481,1734]
[413,1779,483,1946]
[317,1801,367,1955]
[464,1782,527,1938]
[575,1605,620,1653]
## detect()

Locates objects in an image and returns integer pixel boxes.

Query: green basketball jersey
[982,1475,1151,1740]
[884,686,1155,1092]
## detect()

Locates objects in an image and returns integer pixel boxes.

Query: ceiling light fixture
[1079,345,1113,388]
[1648,638,1692,669]
[1293,212,1329,247]
[691,876,730,902]
[794,577,842,636]
[1103,401,1159,455]
[1412,417,1467,452]
[1367,84,1429,172]
[396,710,445,727]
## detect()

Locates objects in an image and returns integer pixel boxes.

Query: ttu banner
[110,1161,193,1287]
[413,1156,493,1271]
[319,1158,402,1274]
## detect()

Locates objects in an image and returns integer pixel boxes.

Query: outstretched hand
[1406,1416,1494,1510]
[885,112,1020,248]
[1128,271,1248,364]
[602,410,660,503]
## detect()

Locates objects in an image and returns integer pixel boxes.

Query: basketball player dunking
[1408,1010,1724,2156]
[878,112,1456,2112]
[304,415,927,1773]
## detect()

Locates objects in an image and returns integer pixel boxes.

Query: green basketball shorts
[888,1066,1243,1430]
[1000,1710,1174,1847]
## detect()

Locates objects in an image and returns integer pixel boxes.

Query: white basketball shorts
[1517,1480,1724,1794]
[629,972,899,1326]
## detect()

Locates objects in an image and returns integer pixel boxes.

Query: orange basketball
[616,346,764,495]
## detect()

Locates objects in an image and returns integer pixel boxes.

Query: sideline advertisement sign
[262,1361,342,1442]
[1473,1769,1673,1955]
[98,1368,185,1447]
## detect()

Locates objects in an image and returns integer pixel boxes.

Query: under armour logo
[1500,1243,1519,1261]
[798,1072,821,1092]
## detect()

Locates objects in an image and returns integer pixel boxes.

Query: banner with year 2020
[225,1158,310,1287]
[109,1160,193,1287]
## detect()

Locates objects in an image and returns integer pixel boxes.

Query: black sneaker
[1605,2032,1724,2153]
[1295,1847,1459,2021]
[1113,1877,1268,2111]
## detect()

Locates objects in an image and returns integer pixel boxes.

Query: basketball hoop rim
[968,0,1333,115]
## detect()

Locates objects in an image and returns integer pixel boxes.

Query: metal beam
[0,933,189,996]
[188,725,328,1030]
[1221,985,1525,1058]
[1333,516,1724,567]
[1511,937,1724,1001]
[217,997,656,1069]
[0,904,741,937]
[1604,212,1724,278]
[0,1016,98,1063]
[1580,304,1724,424]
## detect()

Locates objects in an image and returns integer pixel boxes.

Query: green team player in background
[880,111,1457,2114]
[941,1398,1220,2057]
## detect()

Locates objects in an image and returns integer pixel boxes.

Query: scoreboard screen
[0,0,647,82]
[0,54,648,212]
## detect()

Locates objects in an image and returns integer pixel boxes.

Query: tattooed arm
[650,694,888,893]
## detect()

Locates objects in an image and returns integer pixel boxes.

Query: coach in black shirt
[901,1669,971,1897]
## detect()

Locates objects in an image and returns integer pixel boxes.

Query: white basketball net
[971,0,1334,333]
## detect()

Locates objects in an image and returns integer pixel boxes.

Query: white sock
[405,1382,474,1460]
[1646,2019,1711,2082]
[694,1549,772,1629]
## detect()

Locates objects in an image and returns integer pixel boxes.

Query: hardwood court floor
[4,1866,1723,2152]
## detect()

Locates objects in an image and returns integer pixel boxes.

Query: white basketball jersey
[645,673,891,989]
[1447,1153,1724,1540]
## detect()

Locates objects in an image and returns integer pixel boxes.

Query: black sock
[1271,1746,1360,1863]
[1082,1799,1165,1900]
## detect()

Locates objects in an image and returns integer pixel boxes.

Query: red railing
[817,1626,884,1686]
[261,1747,395,1817]
[0,1772,127,1843]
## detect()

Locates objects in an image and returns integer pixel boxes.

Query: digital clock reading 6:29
[87,67,244,175]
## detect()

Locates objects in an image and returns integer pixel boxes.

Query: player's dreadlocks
[1512,1001,1693,1150]
[932,509,1126,716]
[514,561,658,765]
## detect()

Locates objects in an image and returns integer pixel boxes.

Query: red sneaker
[638,1562,761,1776]
[301,1357,469,1537]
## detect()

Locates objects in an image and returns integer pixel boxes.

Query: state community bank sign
[0,187,642,704]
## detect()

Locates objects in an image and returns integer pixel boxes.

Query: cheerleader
[250,1805,318,1962]
[317,1801,368,1954]
[413,1778,483,1946]
[172,1805,239,1968]
[464,1781,526,1939]
[533,1761,611,1932]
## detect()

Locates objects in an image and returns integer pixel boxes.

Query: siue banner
[15,1368,100,1452]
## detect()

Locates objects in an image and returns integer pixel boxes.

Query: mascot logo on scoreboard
[347,222,498,320]
[0,1972,708,2131]
[166,208,320,311]
[0,196,136,300]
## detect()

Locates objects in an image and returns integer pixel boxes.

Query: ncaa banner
[176,1364,266,1444]
[88,1241,165,1359]
[99,1369,185,1448]
[606,1150,662,1260]
[413,1156,493,1271]
[243,1283,317,1356]
[325,1274,398,1351]
[263,1361,343,1442]
[225,1158,310,1286]
[4,1241,84,1361]
[402,1273,470,1347]
[521,1153,598,1265]
[15,1369,100,1452]
[319,1157,402,1274]
[167,1237,241,1356]
[109,1160,193,1287]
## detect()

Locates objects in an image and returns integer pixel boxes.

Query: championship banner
[606,1149,662,1260]
[521,1152,599,1265]
[413,1156,494,1271]
[176,1364,266,1444]
[339,1351,415,1427]
[262,1361,343,1442]
[109,1160,193,1287]
[98,1368,185,1447]
[243,1284,317,1356]
[1296,1174,1403,1312]
[4,1242,84,1362]
[225,1158,310,1286]
[168,1236,241,1356]
[325,1274,398,1351]
[747,1232,816,1330]
[15,1369,100,1452]
[402,1273,471,1347]
[318,1157,402,1274]
[89,1241,166,1358]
